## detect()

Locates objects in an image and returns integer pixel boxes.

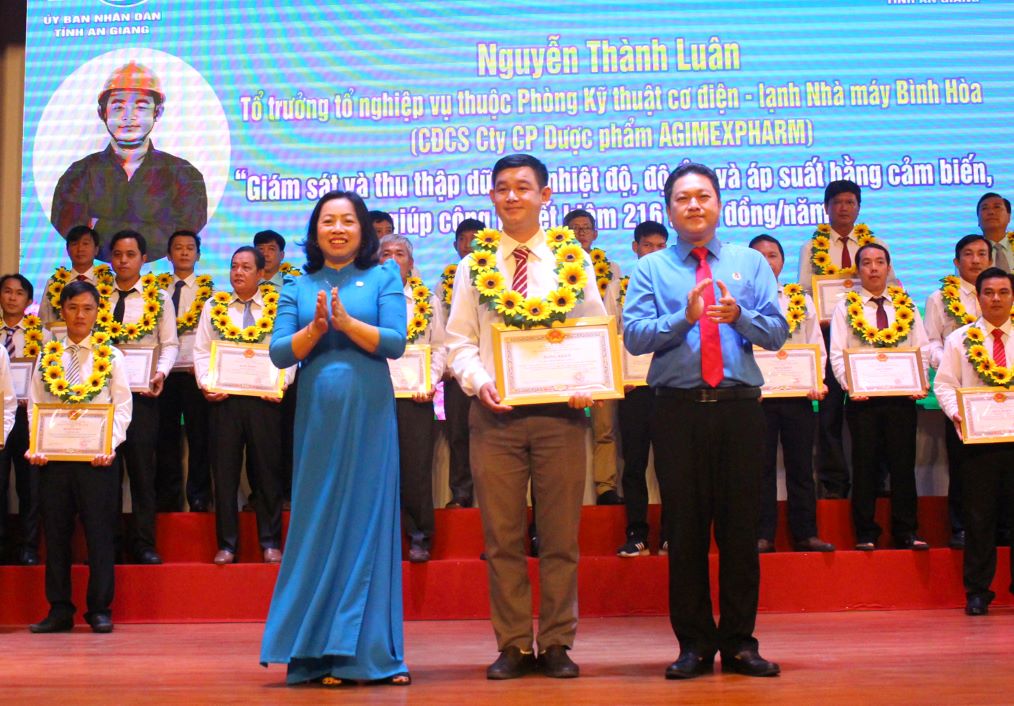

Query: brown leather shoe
[539,645,579,678]
[486,646,537,680]
[263,548,282,563]
[794,536,835,552]
[756,538,775,554]
[213,549,235,565]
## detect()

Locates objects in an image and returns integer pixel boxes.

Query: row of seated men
[2,188,1013,572]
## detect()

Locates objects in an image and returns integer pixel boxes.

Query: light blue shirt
[622,237,788,388]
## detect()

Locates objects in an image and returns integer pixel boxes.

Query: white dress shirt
[168,271,203,371]
[28,334,134,449]
[192,290,295,389]
[924,277,980,370]
[38,265,103,325]
[798,227,897,292]
[779,286,826,364]
[403,283,447,386]
[446,229,607,396]
[112,279,180,376]
[1,348,16,444]
[829,287,931,390]
[934,318,1014,420]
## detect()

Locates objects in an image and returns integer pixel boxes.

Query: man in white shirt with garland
[977,193,1013,273]
[38,225,110,327]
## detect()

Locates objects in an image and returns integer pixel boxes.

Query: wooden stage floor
[2,610,1012,704]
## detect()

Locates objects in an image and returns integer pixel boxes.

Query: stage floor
[2,610,1011,704]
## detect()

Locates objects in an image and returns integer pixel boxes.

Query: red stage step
[1,500,1011,625]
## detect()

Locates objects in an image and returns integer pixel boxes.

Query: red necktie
[840,236,852,269]
[992,329,1007,368]
[512,246,529,297]
[872,296,888,329]
[691,247,723,387]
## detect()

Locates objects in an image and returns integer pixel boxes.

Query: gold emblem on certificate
[754,344,822,398]
[957,387,1014,444]
[29,403,114,461]
[492,316,623,406]
[618,335,652,387]
[812,274,859,323]
[206,341,284,398]
[389,344,432,398]
[117,344,158,392]
[844,347,927,397]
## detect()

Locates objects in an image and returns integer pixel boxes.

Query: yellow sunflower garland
[46,264,115,317]
[810,223,876,276]
[439,264,457,309]
[40,333,114,403]
[781,283,808,334]
[209,285,280,343]
[20,315,44,358]
[939,275,977,328]
[590,248,614,299]
[405,276,433,343]
[618,276,630,310]
[100,275,165,344]
[844,285,915,347]
[155,273,215,335]
[280,262,303,277]
[467,226,585,328]
[963,326,1013,387]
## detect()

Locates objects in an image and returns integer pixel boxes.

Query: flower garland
[20,315,44,358]
[963,326,1013,387]
[939,275,977,328]
[590,248,614,298]
[405,276,434,343]
[844,285,915,347]
[439,264,457,310]
[209,284,280,343]
[810,223,876,276]
[280,262,302,277]
[1006,231,1014,247]
[46,265,114,315]
[96,274,165,343]
[39,332,114,403]
[781,283,808,334]
[468,226,585,328]
[618,275,630,310]
[154,273,215,335]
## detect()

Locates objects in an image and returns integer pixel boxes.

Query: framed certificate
[754,344,823,398]
[492,316,624,406]
[118,344,157,392]
[389,344,432,398]
[812,274,860,323]
[10,358,35,401]
[46,321,67,339]
[206,340,284,398]
[30,403,114,461]
[957,387,1014,444]
[618,335,652,387]
[844,347,927,397]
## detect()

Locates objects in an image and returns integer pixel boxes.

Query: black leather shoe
[965,595,990,616]
[596,489,623,506]
[87,614,113,633]
[949,531,966,550]
[18,549,41,565]
[794,536,835,552]
[486,646,537,680]
[664,650,714,679]
[895,534,929,551]
[756,539,775,554]
[29,615,74,633]
[539,645,579,678]
[720,649,780,677]
[137,549,163,565]
[189,500,209,513]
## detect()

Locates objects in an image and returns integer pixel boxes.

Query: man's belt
[655,386,761,403]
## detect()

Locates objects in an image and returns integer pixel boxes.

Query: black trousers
[816,326,850,497]
[618,385,662,540]
[961,441,1014,600]
[654,394,763,656]
[759,398,819,542]
[155,371,211,511]
[944,419,965,534]
[39,460,119,620]
[210,396,282,552]
[396,398,435,541]
[0,405,39,556]
[119,394,159,554]
[845,397,919,544]
[443,377,473,505]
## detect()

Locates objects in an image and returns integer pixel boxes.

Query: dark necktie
[691,247,723,387]
[840,236,852,269]
[3,326,15,357]
[872,296,889,330]
[172,280,186,315]
[512,246,529,296]
[993,329,1007,368]
[113,289,131,323]
[76,274,88,282]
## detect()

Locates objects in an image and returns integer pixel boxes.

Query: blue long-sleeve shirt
[622,237,788,388]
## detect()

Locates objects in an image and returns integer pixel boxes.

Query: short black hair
[976,192,1011,216]
[749,234,784,259]
[59,279,100,307]
[563,209,596,227]
[253,229,286,250]
[110,229,147,256]
[491,153,549,188]
[663,163,721,208]
[0,273,33,300]
[168,229,201,253]
[633,220,669,243]
[824,180,862,207]
[232,245,265,271]
[954,233,990,261]
[368,210,394,227]
[66,224,100,248]
[855,242,890,266]
[454,218,486,239]
[975,266,1014,295]
[303,191,379,273]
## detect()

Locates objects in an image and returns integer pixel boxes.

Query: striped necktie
[993,329,1007,368]
[3,326,15,357]
[512,246,529,296]
[65,344,83,387]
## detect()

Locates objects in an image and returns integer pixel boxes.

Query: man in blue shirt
[624,163,787,679]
